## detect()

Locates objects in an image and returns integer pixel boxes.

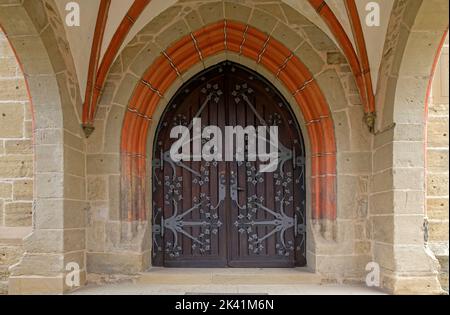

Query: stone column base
[8,275,65,295]
[381,271,445,295]
[8,270,87,295]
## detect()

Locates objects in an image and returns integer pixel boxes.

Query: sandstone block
[427,117,449,147]
[13,179,33,200]
[0,79,28,101]
[295,42,324,75]
[427,174,449,196]
[0,103,24,138]
[5,140,33,155]
[224,2,251,23]
[0,155,33,178]
[0,182,12,199]
[4,202,32,227]
[249,8,278,34]
[87,176,107,201]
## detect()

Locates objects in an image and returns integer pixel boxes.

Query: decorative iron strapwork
[152,63,307,265]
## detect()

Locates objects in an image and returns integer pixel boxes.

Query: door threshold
[137,268,322,285]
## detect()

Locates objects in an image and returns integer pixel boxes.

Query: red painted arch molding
[82,0,151,133]
[82,0,111,132]
[308,0,376,130]
[120,21,337,225]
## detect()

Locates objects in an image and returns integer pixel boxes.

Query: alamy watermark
[365,262,381,287]
[170,118,280,173]
[65,262,81,288]
[366,2,381,27]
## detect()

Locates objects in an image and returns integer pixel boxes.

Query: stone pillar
[0,2,87,295]
[370,0,448,294]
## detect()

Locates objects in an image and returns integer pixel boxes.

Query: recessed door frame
[148,61,311,267]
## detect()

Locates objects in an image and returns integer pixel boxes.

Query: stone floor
[71,283,386,295]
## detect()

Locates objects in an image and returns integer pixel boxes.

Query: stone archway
[150,61,309,268]
[0,0,86,294]
[120,20,337,240]
[372,0,449,294]
[87,1,370,283]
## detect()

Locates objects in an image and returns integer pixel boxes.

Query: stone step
[137,268,323,285]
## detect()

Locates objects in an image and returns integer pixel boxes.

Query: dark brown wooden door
[152,62,306,268]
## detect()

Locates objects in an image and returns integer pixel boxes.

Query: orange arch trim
[120,20,337,222]
[308,0,375,115]
[83,0,151,126]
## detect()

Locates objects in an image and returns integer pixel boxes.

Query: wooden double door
[152,62,306,268]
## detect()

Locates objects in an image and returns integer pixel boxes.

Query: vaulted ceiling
[51,0,397,133]
[55,0,393,97]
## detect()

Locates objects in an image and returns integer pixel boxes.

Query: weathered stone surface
[0,57,18,77]
[35,173,64,199]
[332,111,350,151]
[87,154,120,175]
[428,174,449,196]
[87,220,105,252]
[64,174,86,200]
[316,69,348,111]
[427,149,449,172]
[249,8,278,34]
[12,179,33,200]
[108,175,120,221]
[427,117,449,147]
[88,176,107,201]
[272,23,303,52]
[255,3,285,22]
[302,26,336,51]
[427,198,449,220]
[4,202,32,227]
[337,152,371,174]
[112,74,138,106]
[354,241,371,255]
[0,104,24,138]
[141,6,183,35]
[0,79,28,102]
[347,107,371,151]
[64,146,85,177]
[327,51,346,65]
[8,275,65,295]
[295,41,324,75]
[0,155,33,178]
[104,105,126,153]
[0,182,12,199]
[198,2,224,25]
[86,252,146,275]
[337,176,368,219]
[184,9,203,31]
[4,140,32,155]
[280,3,312,26]
[224,2,251,23]
[120,43,145,72]
[35,144,63,173]
[129,42,160,78]
[428,221,449,242]
[155,19,190,50]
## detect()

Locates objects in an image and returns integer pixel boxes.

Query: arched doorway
[152,62,306,268]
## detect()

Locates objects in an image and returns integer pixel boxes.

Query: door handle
[230,173,246,209]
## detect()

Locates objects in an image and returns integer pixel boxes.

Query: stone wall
[1,0,87,295]
[0,30,32,294]
[427,34,449,292]
[0,31,33,228]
